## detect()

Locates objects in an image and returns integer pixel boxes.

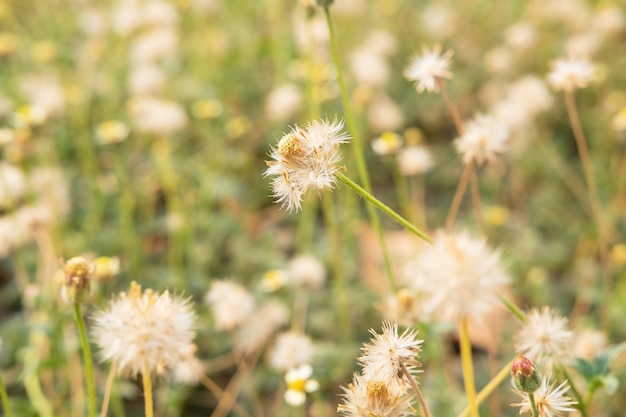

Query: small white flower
[515,307,573,370]
[371,132,403,156]
[284,364,319,406]
[358,321,423,385]
[205,280,255,331]
[454,114,509,166]
[397,145,434,176]
[547,57,595,91]
[264,119,350,212]
[512,375,577,417]
[269,332,314,371]
[404,44,454,93]
[287,254,326,289]
[260,269,289,292]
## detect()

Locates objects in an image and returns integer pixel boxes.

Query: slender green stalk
[456,358,515,417]
[74,302,97,417]
[528,392,539,417]
[0,370,13,417]
[324,5,399,291]
[401,365,431,417]
[459,317,479,417]
[337,173,432,243]
[142,363,154,417]
[498,295,526,322]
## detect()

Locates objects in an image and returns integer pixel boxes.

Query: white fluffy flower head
[454,114,509,166]
[264,119,350,212]
[205,280,255,331]
[512,375,577,417]
[358,321,423,385]
[406,230,510,323]
[91,281,196,377]
[547,57,595,91]
[515,307,573,370]
[404,44,454,93]
[338,373,413,417]
[269,331,314,371]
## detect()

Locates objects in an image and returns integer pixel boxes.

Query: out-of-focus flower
[128,65,166,96]
[573,328,607,360]
[19,74,66,117]
[284,364,319,406]
[372,132,403,156]
[191,99,223,119]
[405,230,510,323]
[421,5,458,39]
[173,351,205,385]
[287,254,326,289]
[225,115,251,138]
[31,41,57,63]
[0,32,18,56]
[611,107,626,131]
[269,332,314,371]
[397,145,434,176]
[358,321,423,385]
[12,105,48,127]
[349,47,390,87]
[128,97,187,135]
[260,269,289,292]
[265,84,302,122]
[234,300,289,354]
[367,92,404,132]
[505,22,537,51]
[205,280,255,331]
[93,256,121,280]
[264,119,350,212]
[404,44,454,93]
[0,162,26,208]
[547,57,595,91]
[454,114,509,166]
[91,281,196,377]
[96,120,129,145]
[130,27,178,64]
[485,205,510,227]
[512,375,577,417]
[515,306,573,370]
[338,373,413,417]
[377,288,422,327]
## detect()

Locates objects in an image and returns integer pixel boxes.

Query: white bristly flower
[512,375,577,417]
[403,44,454,93]
[284,364,319,406]
[515,307,573,370]
[91,281,196,377]
[338,373,413,417]
[405,230,510,323]
[358,321,423,385]
[269,331,314,371]
[264,119,350,212]
[547,57,595,91]
[287,254,326,289]
[397,145,434,176]
[205,280,255,332]
[454,114,509,166]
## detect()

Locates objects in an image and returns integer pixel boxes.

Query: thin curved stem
[456,358,515,417]
[445,162,474,231]
[437,78,464,136]
[459,317,479,417]
[470,169,485,236]
[100,362,117,417]
[324,5,399,291]
[74,302,97,417]
[337,173,432,243]
[401,365,431,417]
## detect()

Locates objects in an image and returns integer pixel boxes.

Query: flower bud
[511,355,540,393]
[62,257,93,303]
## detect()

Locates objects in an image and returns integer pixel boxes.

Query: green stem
[74,302,97,417]
[0,370,13,417]
[142,363,154,417]
[456,358,515,417]
[498,295,526,322]
[459,317,479,417]
[324,5,398,291]
[337,173,432,243]
[528,392,539,417]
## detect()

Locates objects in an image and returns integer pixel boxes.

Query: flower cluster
[264,119,350,212]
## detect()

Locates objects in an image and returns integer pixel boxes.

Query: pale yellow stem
[445,162,474,231]
[459,317,479,417]
[142,363,153,417]
[437,78,464,136]
[100,362,117,417]
[456,358,515,417]
[401,365,431,417]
